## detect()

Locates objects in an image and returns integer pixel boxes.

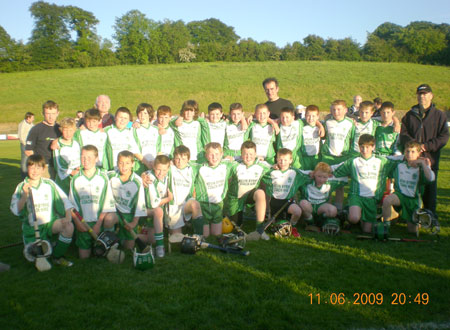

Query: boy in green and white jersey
[194,142,234,237]
[351,101,380,155]
[204,102,227,146]
[70,145,116,259]
[276,107,303,168]
[133,103,159,174]
[167,146,203,235]
[248,104,279,164]
[223,103,249,161]
[11,155,74,267]
[382,141,435,234]
[104,151,147,250]
[104,107,139,171]
[333,134,398,233]
[300,105,325,170]
[375,102,401,156]
[142,155,173,257]
[170,100,208,162]
[53,117,81,194]
[224,141,270,240]
[155,105,175,158]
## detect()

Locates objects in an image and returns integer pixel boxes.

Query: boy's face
[154,163,170,181]
[61,126,76,140]
[209,109,222,124]
[43,107,59,126]
[380,108,394,123]
[137,109,150,125]
[206,147,222,167]
[173,153,190,169]
[277,154,292,171]
[313,170,329,186]
[305,111,318,126]
[280,111,294,126]
[241,147,256,166]
[115,112,130,130]
[331,105,347,121]
[118,156,134,176]
[26,116,35,124]
[182,109,195,122]
[157,113,170,128]
[359,108,373,123]
[28,164,44,181]
[405,147,421,162]
[359,143,374,159]
[230,109,243,124]
[81,150,98,170]
[255,107,269,124]
[86,118,100,131]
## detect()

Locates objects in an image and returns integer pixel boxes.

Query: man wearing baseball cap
[400,84,449,225]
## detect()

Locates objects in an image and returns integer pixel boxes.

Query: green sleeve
[198,117,209,149]
[333,159,352,178]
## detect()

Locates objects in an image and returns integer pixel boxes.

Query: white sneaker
[156,246,165,258]
[260,232,270,241]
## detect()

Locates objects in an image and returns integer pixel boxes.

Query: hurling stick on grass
[356,235,434,243]
[116,209,148,252]
[199,241,250,256]
[72,209,125,263]
[257,198,293,235]
[28,189,52,272]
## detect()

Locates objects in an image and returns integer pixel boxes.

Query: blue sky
[1,0,449,47]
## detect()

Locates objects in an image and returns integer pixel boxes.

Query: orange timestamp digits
[309,292,429,305]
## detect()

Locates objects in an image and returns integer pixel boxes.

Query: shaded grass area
[0,140,449,329]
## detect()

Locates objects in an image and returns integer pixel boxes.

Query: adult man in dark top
[25,100,61,179]
[400,84,449,225]
[263,77,294,119]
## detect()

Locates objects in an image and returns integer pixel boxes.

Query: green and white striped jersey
[227,161,270,200]
[223,122,248,158]
[263,168,309,200]
[391,161,435,198]
[133,124,159,162]
[170,118,207,161]
[301,123,321,156]
[352,119,380,153]
[322,117,355,157]
[53,138,81,181]
[144,170,169,209]
[169,164,197,206]
[74,129,107,167]
[108,171,147,217]
[104,125,139,170]
[375,124,400,156]
[69,168,116,222]
[300,176,348,205]
[194,161,234,204]
[248,122,276,164]
[158,126,175,158]
[276,120,303,168]
[11,177,73,227]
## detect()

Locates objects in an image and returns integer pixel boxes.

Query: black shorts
[270,198,295,221]
[229,188,258,225]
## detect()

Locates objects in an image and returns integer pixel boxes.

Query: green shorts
[393,192,420,223]
[300,154,321,171]
[22,221,56,245]
[349,195,378,223]
[225,189,258,218]
[200,201,224,224]
[76,221,101,250]
[321,154,349,166]
[118,212,138,241]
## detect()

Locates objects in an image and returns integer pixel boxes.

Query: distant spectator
[75,110,84,128]
[295,104,306,120]
[18,112,34,178]
[372,97,383,118]
[263,77,294,119]
[348,95,362,116]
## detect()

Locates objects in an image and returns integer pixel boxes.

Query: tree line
[1,1,449,72]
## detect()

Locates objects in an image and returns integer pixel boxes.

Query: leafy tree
[187,18,239,45]
[303,35,326,60]
[157,19,191,63]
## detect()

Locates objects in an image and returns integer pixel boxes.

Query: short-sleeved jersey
[69,168,116,222]
[276,120,303,168]
[352,119,380,153]
[11,177,73,227]
[263,168,308,200]
[248,122,276,164]
[169,164,197,206]
[391,161,435,198]
[333,155,398,200]
[300,176,348,205]
[158,126,175,158]
[227,161,270,200]
[322,117,355,157]
[170,118,207,161]
[108,171,147,217]
[223,122,248,158]
[74,129,108,168]
[144,170,170,209]
[104,125,139,170]
[205,120,227,146]
[301,123,321,156]
[194,161,234,204]
[375,124,400,156]
[133,124,159,163]
[53,138,81,181]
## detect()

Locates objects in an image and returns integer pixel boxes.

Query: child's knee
[254,189,265,201]
[299,200,312,212]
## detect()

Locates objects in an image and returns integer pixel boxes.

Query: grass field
[0,139,449,329]
[0,61,449,125]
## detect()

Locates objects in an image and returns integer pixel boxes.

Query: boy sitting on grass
[248,104,279,164]
[224,141,270,240]
[53,117,81,194]
[223,103,249,161]
[382,141,435,234]
[333,134,398,233]
[11,155,74,267]
[70,145,116,259]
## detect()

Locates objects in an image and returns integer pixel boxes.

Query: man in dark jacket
[400,84,449,223]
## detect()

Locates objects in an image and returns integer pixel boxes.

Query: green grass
[0,140,449,329]
[0,61,449,124]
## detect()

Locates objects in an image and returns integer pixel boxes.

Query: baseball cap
[416,84,432,94]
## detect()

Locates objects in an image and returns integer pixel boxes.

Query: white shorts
[166,198,194,229]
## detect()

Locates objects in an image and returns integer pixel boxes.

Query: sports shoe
[246,231,261,241]
[53,257,73,267]
[260,232,270,241]
[291,227,300,238]
[156,245,165,258]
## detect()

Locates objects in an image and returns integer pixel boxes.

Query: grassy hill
[0,61,449,125]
